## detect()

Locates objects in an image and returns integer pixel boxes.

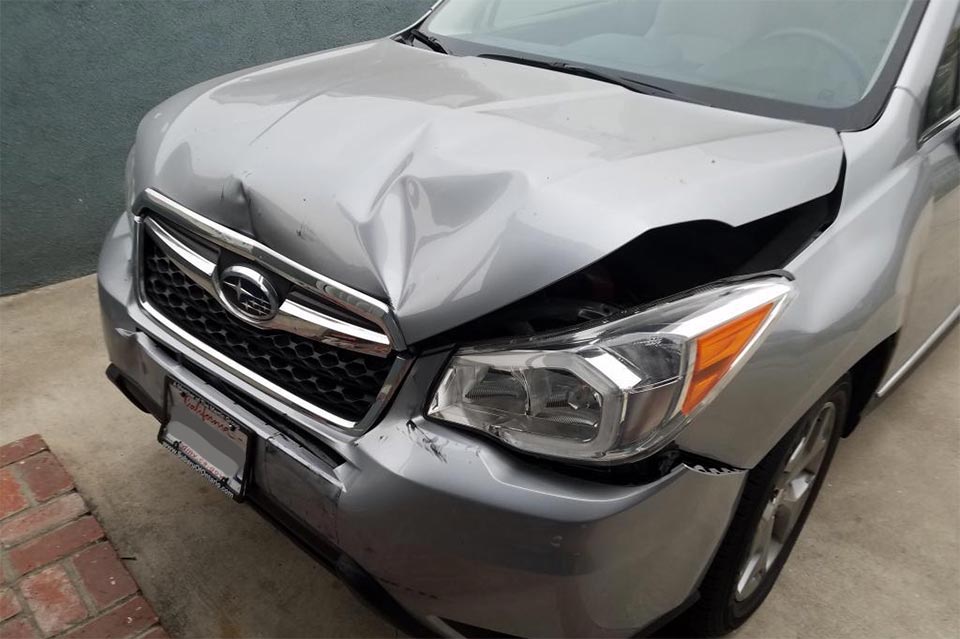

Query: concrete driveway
[1,275,958,638]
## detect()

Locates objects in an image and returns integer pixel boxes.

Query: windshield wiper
[478,54,705,104]
[405,28,447,54]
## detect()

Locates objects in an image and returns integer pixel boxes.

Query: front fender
[676,92,926,468]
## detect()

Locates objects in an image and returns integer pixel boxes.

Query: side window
[923,20,960,132]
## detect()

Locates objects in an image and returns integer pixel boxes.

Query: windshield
[422,0,926,129]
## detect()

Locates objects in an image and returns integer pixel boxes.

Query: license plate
[159,380,250,498]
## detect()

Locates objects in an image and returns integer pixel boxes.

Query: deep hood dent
[131,39,843,344]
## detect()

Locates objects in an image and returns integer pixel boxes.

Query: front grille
[141,233,395,422]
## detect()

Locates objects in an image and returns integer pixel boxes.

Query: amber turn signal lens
[681,303,774,415]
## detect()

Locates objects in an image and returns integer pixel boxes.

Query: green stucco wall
[0,0,432,295]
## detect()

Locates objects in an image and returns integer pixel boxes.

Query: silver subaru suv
[98,1,959,636]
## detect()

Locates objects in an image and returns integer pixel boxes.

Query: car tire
[667,376,850,637]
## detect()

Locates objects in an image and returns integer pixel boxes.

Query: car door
[884,15,960,386]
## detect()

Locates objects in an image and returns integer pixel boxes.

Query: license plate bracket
[159,380,251,499]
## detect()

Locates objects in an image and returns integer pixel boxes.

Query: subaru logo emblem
[216,264,280,322]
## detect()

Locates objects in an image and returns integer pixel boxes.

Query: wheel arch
[843,331,899,437]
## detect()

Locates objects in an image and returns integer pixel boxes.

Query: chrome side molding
[918,106,960,147]
[142,204,393,357]
[876,305,960,397]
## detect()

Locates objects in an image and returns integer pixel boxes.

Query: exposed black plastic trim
[105,364,163,419]
[439,590,701,638]
[845,332,899,436]
[247,487,439,639]
[442,618,522,638]
[638,590,701,638]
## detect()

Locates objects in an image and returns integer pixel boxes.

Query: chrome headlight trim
[428,277,796,464]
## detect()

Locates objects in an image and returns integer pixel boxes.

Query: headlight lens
[428,277,794,463]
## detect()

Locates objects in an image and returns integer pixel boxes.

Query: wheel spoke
[753,504,776,555]
[764,537,783,572]
[783,434,809,478]
[782,402,836,487]
[801,403,834,470]
[778,471,814,536]
[736,554,763,599]
[737,502,775,599]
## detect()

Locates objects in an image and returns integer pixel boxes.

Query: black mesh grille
[141,235,394,421]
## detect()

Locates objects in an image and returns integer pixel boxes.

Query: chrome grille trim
[142,216,392,357]
[135,188,406,351]
[130,197,413,435]
[143,217,218,294]
[141,294,355,429]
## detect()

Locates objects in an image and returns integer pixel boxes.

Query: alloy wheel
[734,401,837,601]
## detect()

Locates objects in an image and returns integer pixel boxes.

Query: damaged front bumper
[99,211,746,638]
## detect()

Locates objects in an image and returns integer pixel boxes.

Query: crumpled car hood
[131,39,843,343]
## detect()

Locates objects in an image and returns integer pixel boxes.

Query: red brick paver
[1,494,88,547]
[0,587,21,621]
[64,596,157,639]
[0,469,28,520]
[70,544,137,611]
[0,615,39,638]
[17,454,74,504]
[0,437,46,467]
[1,560,15,586]
[19,566,86,635]
[8,517,104,576]
[0,436,167,638]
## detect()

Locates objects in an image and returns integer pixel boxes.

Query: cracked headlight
[427,277,794,463]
